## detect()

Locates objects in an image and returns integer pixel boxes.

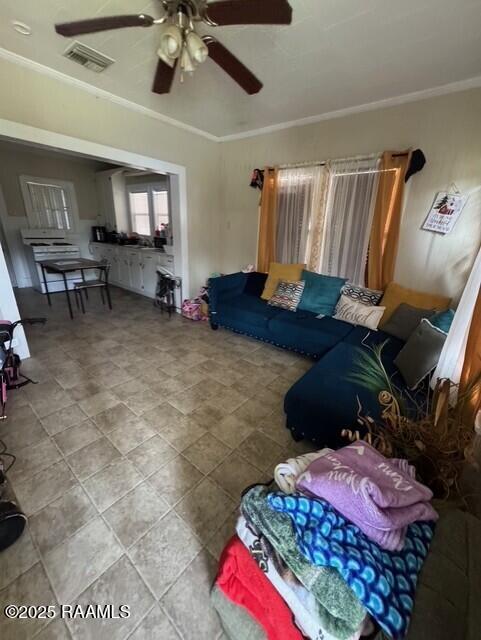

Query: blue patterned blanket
[267,492,435,639]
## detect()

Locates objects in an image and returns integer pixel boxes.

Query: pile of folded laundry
[211,441,438,640]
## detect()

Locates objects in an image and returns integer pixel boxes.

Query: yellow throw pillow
[261,262,305,300]
[380,282,451,326]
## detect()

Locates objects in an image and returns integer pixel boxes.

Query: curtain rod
[274,151,409,171]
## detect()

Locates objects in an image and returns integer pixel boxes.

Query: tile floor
[0,286,315,640]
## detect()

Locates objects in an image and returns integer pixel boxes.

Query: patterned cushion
[342,283,383,306]
[268,280,305,312]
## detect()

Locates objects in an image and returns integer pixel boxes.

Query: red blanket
[216,535,304,640]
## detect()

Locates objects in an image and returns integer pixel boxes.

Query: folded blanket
[297,442,438,551]
[274,450,329,494]
[216,535,304,640]
[242,485,366,640]
[268,492,435,640]
[211,585,266,640]
[237,515,360,640]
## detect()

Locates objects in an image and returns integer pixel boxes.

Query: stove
[21,229,81,293]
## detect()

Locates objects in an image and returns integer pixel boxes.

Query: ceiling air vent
[63,41,114,73]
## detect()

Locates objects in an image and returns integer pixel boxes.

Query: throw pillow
[261,262,305,300]
[394,319,447,389]
[298,270,347,316]
[430,309,455,334]
[268,280,305,312]
[380,282,451,326]
[342,283,383,306]
[382,303,435,341]
[333,294,386,330]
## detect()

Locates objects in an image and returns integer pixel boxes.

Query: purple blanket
[296,441,438,550]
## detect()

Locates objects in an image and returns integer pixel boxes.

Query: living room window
[127,183,170,237]
[20,175,78,231]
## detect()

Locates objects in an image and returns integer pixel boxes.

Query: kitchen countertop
[90,242,173,256]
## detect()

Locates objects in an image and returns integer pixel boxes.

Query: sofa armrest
[208,272,268,323]
[208,272,249,318]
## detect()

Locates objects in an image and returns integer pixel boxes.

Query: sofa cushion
[217,294,282,329]
[268,280,305,311]
[298,270,347,316]
[380,282,451,326]
[430,308,455,334]
[269,312,355,358]
[382,303,435,341]
[333,294,386,330]
[394,319,447,389]
[261,262,305,300]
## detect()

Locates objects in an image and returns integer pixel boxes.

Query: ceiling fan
[54,0,293,95]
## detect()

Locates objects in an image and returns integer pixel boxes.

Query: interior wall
[0,242,28,358]
[0,141,105,219]
[219,88,481,302]
[0,57,222,295]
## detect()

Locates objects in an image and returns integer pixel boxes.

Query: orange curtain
[460,286,481,424]
[367,150,411,290]
[256,167,278,273]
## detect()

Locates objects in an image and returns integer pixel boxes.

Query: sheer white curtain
[276,166,324,264]
[432,246,481,391]
[318,157,380,284]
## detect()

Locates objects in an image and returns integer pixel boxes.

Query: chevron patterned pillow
[268,280,306,312]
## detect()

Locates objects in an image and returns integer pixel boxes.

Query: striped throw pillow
[268,280,305,312]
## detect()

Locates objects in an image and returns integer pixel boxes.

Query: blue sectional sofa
[209,271,411,447]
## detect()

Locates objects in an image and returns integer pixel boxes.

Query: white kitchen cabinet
[128,250,142,292]
[104,246,119,284]
[95,169,129,233]
[89,243,175,301]
[119,250,131,287]
[141,253,158,295]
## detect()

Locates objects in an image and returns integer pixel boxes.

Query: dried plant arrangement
[344,340,480,499]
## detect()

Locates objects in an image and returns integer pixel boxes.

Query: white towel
[274,449,330,494]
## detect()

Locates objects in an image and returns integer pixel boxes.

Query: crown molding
[1,46,481,144]
[219,75,481,142]
[0,47,218,142]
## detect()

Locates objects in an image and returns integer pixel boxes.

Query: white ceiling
[1,0,481,138]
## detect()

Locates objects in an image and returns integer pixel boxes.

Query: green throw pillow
[298,270,347,316]
[394,319,447,389]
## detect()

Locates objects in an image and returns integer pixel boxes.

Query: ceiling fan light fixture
[186,31,208,64]
[159,24,183,59]
[157,47,176,68]
[180,47,196,74]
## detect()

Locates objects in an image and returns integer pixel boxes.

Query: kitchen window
[20,175,78,231]
[127,182,171,238]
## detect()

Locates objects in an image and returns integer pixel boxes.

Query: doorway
[0,117,189,299]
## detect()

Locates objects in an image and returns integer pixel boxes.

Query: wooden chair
[74,259,112,313]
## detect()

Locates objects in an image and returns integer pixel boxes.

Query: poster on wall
[422,191,468,235]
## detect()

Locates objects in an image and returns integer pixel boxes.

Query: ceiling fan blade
[205,39,262,94]
[55,14,154,37]
[205,0,292,26]
[152,58,178,95]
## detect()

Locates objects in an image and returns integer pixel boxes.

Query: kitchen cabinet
[128,250,142,291]
[118,250,131,288]
[141,253,158,294]
[89,243,175,300]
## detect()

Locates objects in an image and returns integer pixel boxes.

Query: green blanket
[211,585,266,640]
[242,485,366,640]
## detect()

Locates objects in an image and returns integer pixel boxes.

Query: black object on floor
[0,501,26,552]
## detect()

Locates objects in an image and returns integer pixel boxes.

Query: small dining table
[39,257,107,320]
